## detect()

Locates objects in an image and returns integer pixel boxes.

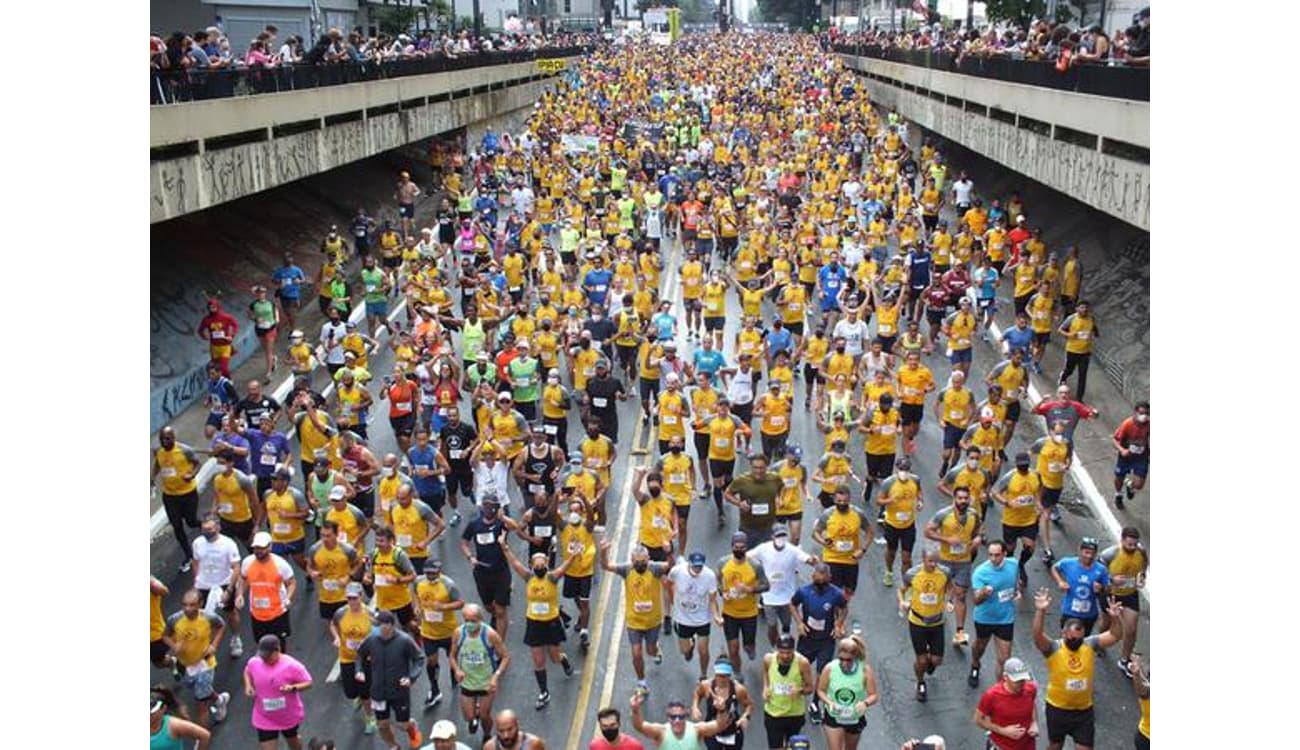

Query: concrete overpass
[837,50,1150,231]
[150,54,582,223]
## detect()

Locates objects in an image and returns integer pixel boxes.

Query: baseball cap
[896,456,912,471]
[1080,537,1099,551]
[688,552,706,567]
[713,660,734,676]
[426,558,443,572]
[776,633,795,649]
[1003,657,1032,682]
[314,457,331,469]
[257,634,282,655]
[1014,451,1031,467]
[431,720,458,740]
[329,486,347,501]
[772,524,790,539]
[252,531,272,548]
[731,531,748,545]
[376,610,397,625]
[345,581,364,598]
[789,736,811,750]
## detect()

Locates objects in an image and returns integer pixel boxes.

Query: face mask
[897,471,910,481]
[592,314,603,322]
[581,341,591,349]
[835,346,845,354]
[1065,636,1084,651]
[466,622,481,635]
[533,567,548,578]
[482,507,498,519]
[773,538,787,550]
[601,728,620,743]
[1136,414,1148,423]
[588,430,600,439]
[670,444,683,454]
[1052,434,1065,444]
[633,561,649,573]
[732,549,746,560]
[383,466,396,476]
[202,531,218,541]
[966,459,978,469]
[649,486,662,497]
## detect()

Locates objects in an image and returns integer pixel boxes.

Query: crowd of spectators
[831,5,1149,67]
[150,22,598,74]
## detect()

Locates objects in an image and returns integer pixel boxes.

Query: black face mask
[633,561,649,573]
[533,567,548,578]
[601,727,620,743]
[732,549,746,560]
[581,341,591,349]
[813,580,828,592]
[588,430,601,438]
[482,507,498,520]
[1065,637,1084,651]
[835,502,849,513]
[835,347,845,354]
[202,531,218,541]
[670,444,683,454]
[649,486,662,498]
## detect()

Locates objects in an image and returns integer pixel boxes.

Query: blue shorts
[180,666,216,701]
[365,300,388,318]
[943,424,965,449]
[949,347,973,365]
[272,539,305,557]
[1115,455,1149,478]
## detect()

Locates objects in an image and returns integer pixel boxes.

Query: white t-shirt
[668,561,718,627]
[727,368,756,405]
[841,180,862,202]
[833,319,869,357]
[473,462,511,508]
[747,542,812,606]
[320,322,348,364]
[953,179,974,205]
[193,535,241,590]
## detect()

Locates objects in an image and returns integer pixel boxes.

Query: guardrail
[150,46,591,105]
[832,43,1149,102]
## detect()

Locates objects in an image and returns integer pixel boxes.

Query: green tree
[982,0,1045,26]
[374,5,422,34]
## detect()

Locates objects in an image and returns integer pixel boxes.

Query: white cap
[980,407,995,420]
[431,720,457,740]
[252,531,272,548]
[329,486,347,501]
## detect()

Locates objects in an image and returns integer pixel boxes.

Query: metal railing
[150,45,591,105]
[832,43,1149,102]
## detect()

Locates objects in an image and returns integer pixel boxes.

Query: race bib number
[956,338,970,347]
[834,540,854,552]
[774,682,795,695]
[783,477,798,488]
[880,425,896,435]
[543,424,558,435]
[652,515,669,529]
[397,534,414,547]
[529,601,552,616]
[662,415,677,425]
[218,503,234,514]
[919,593,939,606]
[1015,496,1035,507]
[633,600,654,613]
[750,503,770,515]
[1065,678,1088,692]
[449,449,466,460]
[160,467,177,478]
[370,699,387,712]
[475,532,496,545]
[894,510,911,522]
[345,638,360,650]
[253,597,272,609]
[715,438,730,448]
[592,397,609,408]
[534,525,553,538]
[374,574,393,587]
[395,401,411,412]
[948,542,966,555]
[1048,462,1064,473]
[260,454,278,466]
[273,523,292,535]
[322,579,343,592]
[670,473,687,484]
[996,588,1015,603]
[1070,598,1091,613]
[1128,445,1145,455]
[424,609,444,623]
[717,734,737,745]
[262,697,287,712]
[1076,331,1090,340]
[770,415,785,426]
[807,616,826,630]
[529,484,546,495]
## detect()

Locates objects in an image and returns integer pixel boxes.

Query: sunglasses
[668,714,687,721]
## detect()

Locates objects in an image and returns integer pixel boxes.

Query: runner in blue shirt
[969,540,1021,687]
[583,258,615,308]
[1000,314,1035,359]
[652,304,678,342]
[766,319,794,362]
[690,338,727,387]
[271,253,307,330]
[972,257,1000,342]
[1050,538,1110,634]
[816,256,849,322]
[790,563,849,720]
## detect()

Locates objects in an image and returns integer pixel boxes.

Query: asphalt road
[150,230,1150,750]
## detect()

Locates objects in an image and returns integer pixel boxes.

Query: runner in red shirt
[590,707,646,750]
[1111,401,1150,509]
[974,657,1040,750]
[1007,217,1032,264]
[380,366,422,455]
[198,297,240,377]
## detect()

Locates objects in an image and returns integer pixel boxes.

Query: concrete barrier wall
[838,54,1149,149]
[853,67,1149,231]
[150,79,549,223]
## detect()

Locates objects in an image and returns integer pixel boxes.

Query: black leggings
[1059,351,1092,401]
[163,491,200,558]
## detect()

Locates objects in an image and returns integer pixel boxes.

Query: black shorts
[563,574,593,601]
[257,726,301,742]
[824,715,866,733]
[390,603,417,627]
[223,517,255,548]
[1116,592,1141,612]
[374,690,412,723]
[882,524,916,550]
[908,622,945,657]
[829,562,859,593]
[1013,294,1032,316]
[942,423,966,450]
[925,309,945,326]
[675,622,711,639]
[764,714,806,749]
[709,459,736,481]
[617,344,638,371]
[390,413,416,438]
[866,452,895,479]
[423,638,453,658]
[1135,729,1150,750]
[318,599,345,620]
[474,568,512,608]
[723,614,758,645]
[640,377,661,402]
[353,487,375,518]
[899,403,924,426]
[410,556,429,574]
[524,617,567,647]
[732,402,753,424]
[1045,704,1095,746]
[816,491,835,509]
[876,335,896,352]
[1002,522,1039,545]
[797,636,835,671]
[1033,331,1051,347]
[383,255,403,270]
[399,203,415,219]
[786,321,804,337]
[647,546,670,563]
[251,611,292,645]
[445,469,474,497]
[1040,486,1063,507]
[1005,401,1022,423]
[675,503,692,520]
[340,661,371,700]
[974,621,1014,642]
[705,316,726,331]
[803,364,820,383]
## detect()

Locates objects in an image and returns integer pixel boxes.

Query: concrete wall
[846,59,1149,231]
[839,54,1149,148]
[150,77,551,222]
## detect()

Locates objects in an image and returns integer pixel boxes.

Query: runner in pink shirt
[243,634,313,748]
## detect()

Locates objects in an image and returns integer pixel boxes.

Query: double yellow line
[563,232,681,750]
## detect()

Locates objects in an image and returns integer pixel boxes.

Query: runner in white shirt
[470,443,512,510]
[832,309,870,359]
[951,173,975,212]
[746,524,816,646]
[666,553,721,681]
[192,516,245,656]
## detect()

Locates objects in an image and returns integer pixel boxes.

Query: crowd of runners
[153,31,1150,750]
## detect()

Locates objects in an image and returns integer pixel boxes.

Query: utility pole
[472,0,482,37]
